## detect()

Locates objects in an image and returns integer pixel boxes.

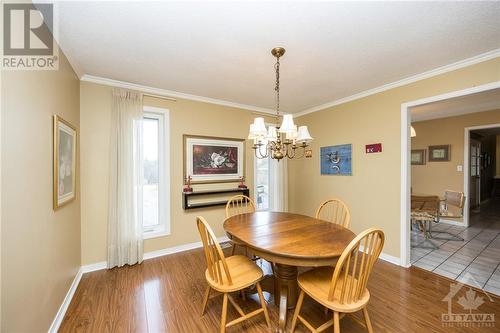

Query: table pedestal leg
[275,264,298,333]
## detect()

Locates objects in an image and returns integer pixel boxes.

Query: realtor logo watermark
[2,2,58,70]
[442,273,495,328]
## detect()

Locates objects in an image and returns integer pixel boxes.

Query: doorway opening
[401,83,500,295]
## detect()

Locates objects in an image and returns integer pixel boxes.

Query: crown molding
[81,48,499,118]
[80,74,276,115]
[294,48,500,117]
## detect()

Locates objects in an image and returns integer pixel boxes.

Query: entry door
[470,139,481,211]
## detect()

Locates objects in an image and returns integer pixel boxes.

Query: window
[142,107,170,238]
[255,156,273,210]
[254,137,283,211]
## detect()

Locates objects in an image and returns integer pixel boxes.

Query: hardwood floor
[60,246,500,333]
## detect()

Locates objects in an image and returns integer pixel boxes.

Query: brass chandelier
[248,47,313,161]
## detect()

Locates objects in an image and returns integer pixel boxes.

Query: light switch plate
[457,165,463,172]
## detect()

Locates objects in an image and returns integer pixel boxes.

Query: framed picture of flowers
[53,115,77,209]
[183,135,245,184]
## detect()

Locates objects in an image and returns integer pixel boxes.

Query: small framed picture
[53,115,77,209]
[183,135,245,184]
[428,145,450,162]
[411,149,426,165]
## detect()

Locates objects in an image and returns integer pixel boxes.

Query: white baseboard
[359,244,401,267]
[439,218,466,227]
[81,236,231,273]
[81,261,107,273]
[48,267,83,333]
[144,236,230,261]
[379,252,402,266]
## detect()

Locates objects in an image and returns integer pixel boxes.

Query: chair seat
[298,266,370,313]
[205,255,263,293]
[411,211,435,222]
[439,210,461,218]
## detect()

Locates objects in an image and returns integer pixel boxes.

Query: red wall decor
[365,143,382,153]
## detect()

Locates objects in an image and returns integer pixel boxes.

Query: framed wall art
[428,145,451,162]
[53,115,77,209]
[320,144,352,175]
[411,149,426,165]
[183,135,245,184]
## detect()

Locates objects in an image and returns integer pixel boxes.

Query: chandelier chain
[275,56,280,119]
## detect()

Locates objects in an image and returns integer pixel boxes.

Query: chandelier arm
[287,144,308,159]
[254,146,265,159]
[257,141,273,159]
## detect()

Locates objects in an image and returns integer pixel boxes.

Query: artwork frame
[320,144,352,176]
[411,149,426,165]
[53,115,77,209]
[428,145,451,162]
[183,134,245,184]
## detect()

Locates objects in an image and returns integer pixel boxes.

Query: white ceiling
[57,1,500,114]
[411,88,500,122]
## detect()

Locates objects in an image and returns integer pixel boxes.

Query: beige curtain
[273,158,288,211]
[107,89,144,268]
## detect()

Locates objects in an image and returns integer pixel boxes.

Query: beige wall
[411,109,500,196]
[288,58,500,258]
[1,50,81,331]
[80,81,274,264]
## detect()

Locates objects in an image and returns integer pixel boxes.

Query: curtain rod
[142,93,177,102]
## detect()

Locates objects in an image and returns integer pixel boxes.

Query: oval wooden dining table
[223,211,356,333]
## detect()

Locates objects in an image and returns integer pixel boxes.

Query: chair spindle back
[196,216,232,285]
[225,195,256,218]
[328,228,384,304]
[315,198,351,228]
[444,190,465,209]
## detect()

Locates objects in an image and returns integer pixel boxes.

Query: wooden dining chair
[196,216,270,333]
[315,198,351,228]
[291,228,385,333]
[225,195,256,256]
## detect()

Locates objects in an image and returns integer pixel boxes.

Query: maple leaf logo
[458,288,485,313]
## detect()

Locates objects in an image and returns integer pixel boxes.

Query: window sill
[143,229,170,240]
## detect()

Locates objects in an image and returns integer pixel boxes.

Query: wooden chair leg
[201,286,211,316]
[256,282,271,328]
[291,290,305,333]
[334,311,340,333]
[220,293,228,333]
[362,307,374,333]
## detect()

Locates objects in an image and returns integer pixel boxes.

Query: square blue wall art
[320,144,352,175]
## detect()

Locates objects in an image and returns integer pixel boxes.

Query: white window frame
[253,129,280,211]
[142,106,170,239]
[254,154,274,211]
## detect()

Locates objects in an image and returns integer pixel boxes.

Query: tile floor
[411,198,500,296]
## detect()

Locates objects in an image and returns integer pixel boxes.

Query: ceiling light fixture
[248,47,313,161]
